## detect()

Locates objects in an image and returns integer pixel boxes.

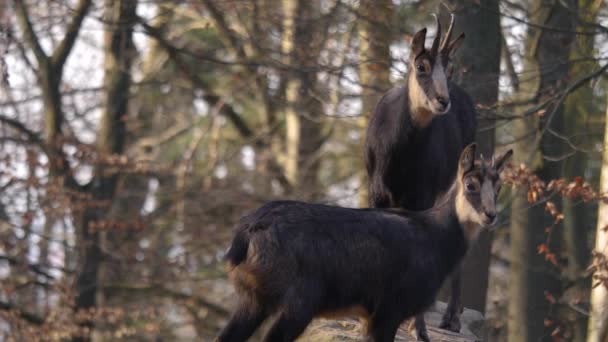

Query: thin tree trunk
[357,0,392,206]
[73,1,137,340]
[439,0,501,314]
[508,0,576,341]
[587,93,608,342]
[282,0,299,187]
[282,0,324,198]
[563,2,603,341]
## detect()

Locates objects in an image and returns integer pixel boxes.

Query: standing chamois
[216,144,512,342]
[364,14,477,340]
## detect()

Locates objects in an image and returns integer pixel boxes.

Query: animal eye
[465,181,478,192]
[416,63,425,73]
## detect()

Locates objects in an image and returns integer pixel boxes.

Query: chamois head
[455,144,513,232]
[408,14,465,127]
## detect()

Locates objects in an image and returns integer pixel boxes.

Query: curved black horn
[440,13,455,51]
[431,13,441,55]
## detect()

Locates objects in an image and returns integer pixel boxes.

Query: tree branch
[198,0,249,63]
[0,114,45,147]
[51,0,92,70]
[0,300,44,325]
[0,254,58,280]
[102,283,229,317]
[203,94,253,138]
[138,19,256,140]
[13,0,48,66]
[535,62,608,151]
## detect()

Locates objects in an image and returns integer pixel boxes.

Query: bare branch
[138,19,257,140]
[0,114,44,147]
[102,283,229,317]
[51,0,92,70]
[535,62,608,150]
[13,0,49,67]
[198,0,249,62]
[0,254,59,280]
[0,300,44,325]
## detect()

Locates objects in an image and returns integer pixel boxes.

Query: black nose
[436,97,449,108]
[484,211,496,221]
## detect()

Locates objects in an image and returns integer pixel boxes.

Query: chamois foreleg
[366,147,396,208]
[440,267,463,332]
[414,314,430,342]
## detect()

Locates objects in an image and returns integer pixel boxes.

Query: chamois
[216,144,512,342]
[364,14,477,340]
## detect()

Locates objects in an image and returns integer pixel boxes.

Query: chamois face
[408,15,465,127]
[456,144,513,228]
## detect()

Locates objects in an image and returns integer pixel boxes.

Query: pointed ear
[459,143,476,174]
[446,32,465,57]
[411,28,427,58]
[494,149,513,173]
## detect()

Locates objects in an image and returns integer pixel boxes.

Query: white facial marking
[456,183,485,242]
[481,179,495,210]
[432,63,448,96]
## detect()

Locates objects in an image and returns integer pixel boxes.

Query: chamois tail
[225,227,250,267]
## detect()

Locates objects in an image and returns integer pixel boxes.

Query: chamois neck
[407,72,433,128]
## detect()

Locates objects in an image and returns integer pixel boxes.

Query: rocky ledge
[297,302,484,342]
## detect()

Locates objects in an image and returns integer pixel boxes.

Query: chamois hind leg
[263,284,321,342]
[215,299,269,342]
[414,314,430,342]
[439,266,462,332]
[367,308,404,342]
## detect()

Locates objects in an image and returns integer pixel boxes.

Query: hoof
[416,328,430,342]
[439,312,461,333]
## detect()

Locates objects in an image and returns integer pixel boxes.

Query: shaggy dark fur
[364,16,477,340]
[215,146,511,342]
[219,202,465,342]
[365,82,477,210]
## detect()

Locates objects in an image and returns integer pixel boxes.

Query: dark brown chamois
[364,14,477,340]
[216,144,511,342]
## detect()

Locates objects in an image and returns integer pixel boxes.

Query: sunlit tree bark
[282,0,325,198]
[562,2,603,341]
[508,0,576,340]
[357,0,392,206]
[587,92,608,342]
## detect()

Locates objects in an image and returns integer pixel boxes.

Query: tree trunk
[562,2,603,341]
[587,93,608,342]
[73,1,137,340]
[438,0,501,314]
[357,0,392,206]
[282,0,325,198]
[508,1,576,341]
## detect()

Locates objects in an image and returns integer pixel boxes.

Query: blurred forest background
[1,0,608,341]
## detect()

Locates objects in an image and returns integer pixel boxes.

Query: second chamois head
[408,14,465,126]
[455,144,513,240]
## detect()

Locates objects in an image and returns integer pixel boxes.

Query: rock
[297,302,484,342]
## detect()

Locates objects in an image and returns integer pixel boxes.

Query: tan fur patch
[408,73,434,128]
[229,264,260,290]
[318,305,370,320]
[455,187,483,242]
